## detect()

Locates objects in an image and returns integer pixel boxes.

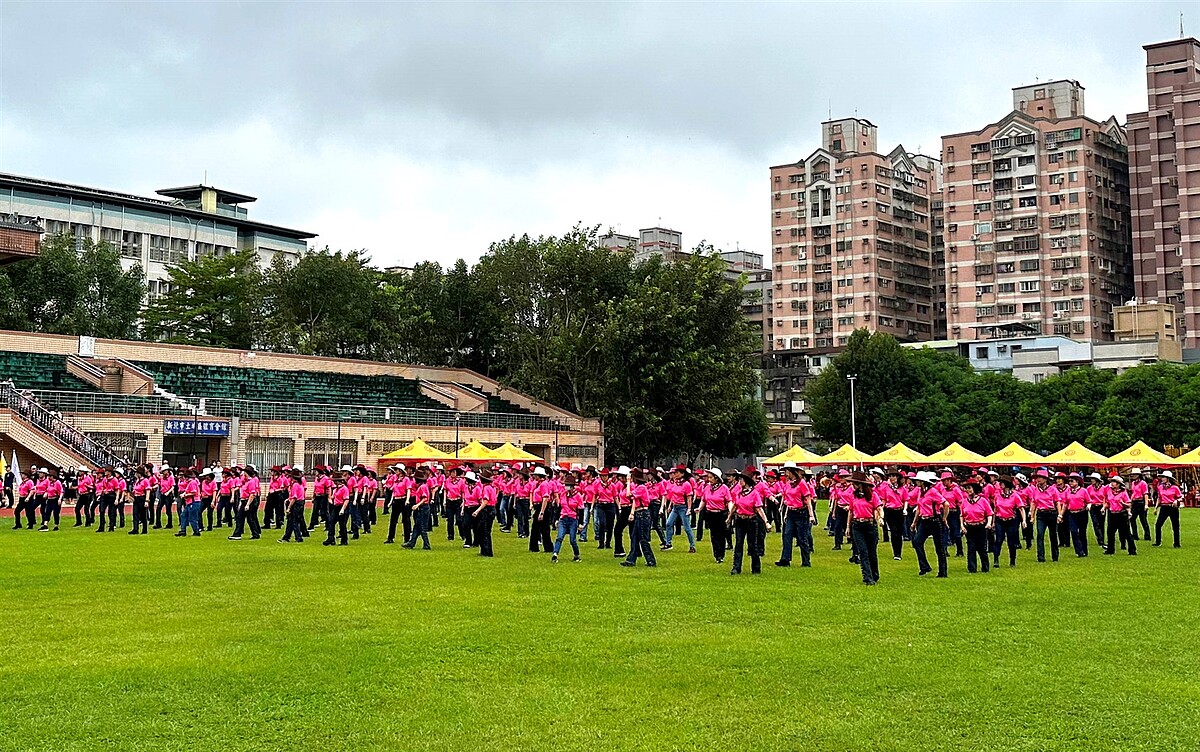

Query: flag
[10,450,21,488]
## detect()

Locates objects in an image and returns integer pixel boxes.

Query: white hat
[435,463,444,470]
[1088,472,1103,481]
[340,465,352,472]
[915,470,938,484]
[782,461,798,470]
[1015,473,1029,484]
[78,466,88,473]
[705,467,724,480]
[115,468,125,476]
[465,471,478,483]
[396,463,406,471]
[1159,470,1174,479]
[200,468,213,477]
[613,465,631,477]
[161,463,171,470]
[533,467,548,477]
[987,469,1000,476]
[1128,467,1142,475]
[869,467,885,477]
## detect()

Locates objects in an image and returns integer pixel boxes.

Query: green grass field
[2,512,1198,751]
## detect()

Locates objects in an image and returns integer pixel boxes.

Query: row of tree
[807,329,1200,456]
[2,229,768,463]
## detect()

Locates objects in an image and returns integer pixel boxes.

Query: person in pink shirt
[1104,474,1137,556]
[1063,473,1091,557]
[529,467,557,554]
[324,470,352,546]
[400,468,434,550]
[384,466,414,545]
[468,470,498,557]
[37,468,64,532]
[552,471,584,563]
[909,471,949,577]
[155,465,176,530]
[1153,470,1183,548]
[776,463,816,568]
[13,472,36,530]
[309,465,334,534]
[73,467,95,528]
[29,467,49,531]
[841,472,881,585]
[1025,469,1062,563]
[872,468,905,562]
[1085,472,1107,548]
[694,468,733,564]
[990,476,1027,568]
[937,471,967,558]
[1127,468,1153,542]
[619,467,658,568]
[128,465,153,535]
[280,467,307,543]
[228,466,262,541]
[958,477,994,573]
[443,467,467,544]
[828,470,855,552]
[661,465,696,553]
[725,470,768,575]
[174,468,203,537]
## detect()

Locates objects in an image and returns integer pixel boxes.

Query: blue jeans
[577,504,590,541]
[182,501,201,534]
[664,504,694,548]
[554,516,580,557]
[781,508,813,565]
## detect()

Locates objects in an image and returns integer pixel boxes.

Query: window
[976,347,989,359]
[1019,281,1040,293]
[976,305,995,317]
[1023,302,1042,313]
[970,142,990,154]
[1072,322,1085,334]
[1049,216,1067,229]
[975,265,994,277]
[1018,196,1037,208]
[1069,171,1079,183]
[1017,155,1035,166]
[1017,176,1036,189]
[991,137,1011,150]
[974,202,991,214]
[974,222,992,235]
[978,284,993,294]
[1019,259,1040,272]
[1071,299,1084,311]
[1016,217,1037,229]
[997,262,1015,274]
[1069,192,1079,204]
[1014,134,1035,146]
[998,303,1016,314]
[247,437,296,473]
[998,282,1016,293]
[1053,300,1071,312]
[303,439,356,470]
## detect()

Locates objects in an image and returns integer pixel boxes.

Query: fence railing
[29,390,192,416]
[1,384,125,468]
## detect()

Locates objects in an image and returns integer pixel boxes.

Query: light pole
[846,374,858,451]
[454,412,460,458]
[335,414,344,468]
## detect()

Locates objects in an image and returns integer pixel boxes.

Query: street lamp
[846,374,858,451]
[454,412,460,458]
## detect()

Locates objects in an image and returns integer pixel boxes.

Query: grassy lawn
[1,511,1197,751]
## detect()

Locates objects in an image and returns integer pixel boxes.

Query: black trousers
[613,507,631,556]
[850,521,880,583]
[459,504,477,545]
[732,516,760,574]
[529,508,553,552]
[1022,505,1034,548]
[883,508,905,559]
[596,503,616,549]
[476,507,495,556]
[514,498,530,537]
[623,510,656,566]
[97,492,118,531]
[233,498,261,538]
[386,497,411,543]
[309,494,328,531]
[444,500,461,541]
[131,494,149,533]
[1106,510,1136,555]
[1089,505,1106,546]
[263,491,285,529]
[832,507,849,548]
[215,494,233,527]
[282,500,306,541]
[155,490,174,528]
[1130,500,1151,540]
[1035,510,1059,562]
[704,510,728,561]
[1152,506,1180,546]
[325,503,348,545]
[912,517,947,577]
[1068,509,1089,557]
[964,523,990,573]
[992,517,1020,566]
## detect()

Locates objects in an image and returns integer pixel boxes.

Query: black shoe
[573,556,581,562]
[384,540,394,545]
[128,530,138,535]
[174,532,186,537]
[191,532,201,537]
[775,560,790,567]
[401,543,414,549]
[730,568,741,575]
[620,561,635,567]
[227,535,242,541]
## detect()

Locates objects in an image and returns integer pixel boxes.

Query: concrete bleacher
[0,352,93,391]
[135,362,448,412]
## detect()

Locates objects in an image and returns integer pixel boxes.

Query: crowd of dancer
[4,459,1187,585]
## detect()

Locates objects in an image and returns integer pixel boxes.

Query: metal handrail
[0,384,124,468]
[28,390,191,416]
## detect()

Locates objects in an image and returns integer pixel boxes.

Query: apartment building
[1127,38,1200,348]
[769,118,939,354]
[941,81,1132,342]
[0,173,315,296]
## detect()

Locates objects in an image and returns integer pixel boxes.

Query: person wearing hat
[228,465,262,541]
[872,468,905,561]
[590,468,615,550]
[1014,473,1034,550]
[1153,470,1183,548]
[1104,474,1136,556]
[724,470,767,575]
[528,466,556,554]
[694,469,732,564]
[346,465,368,539]
[363,468,382,532]
[111,468,130,533]
[128,465,152,535]
[991,476,1026,568]
[1085,472,1107,548]
[776,463,816,568]
[401,468,434,550]
[27,467,48,532]
[460,470,484,549]
[909,471,949,577]
[74,467,95,527]
[12,468,35,530]
[174,468,201,537]
[37,467,64,533]
[1050,471,1071,549]
[473,470,499,557]
[88,468,109,533]
[841,471,882,585]
[262,466,284,531]
[325,470,352,546]
[199,467,219,532]
[900,471,919,540]
[661,465,696,554]
[442,466,466,543]
[828,470,855,552]
[1026,469,1061,563]
[552,472,584,563]
[620,468,658,568]
[512,467,532,540]
[958,477,994,573]
[384,466,415,545]
[607,466,632,557]
[154,464,176,530]
[309,466,334,535]
[275,467,303,543]
[1128,468,1152,542]
[216,467,237,529]
[937,471,966,558]
[1063,472,1090,558]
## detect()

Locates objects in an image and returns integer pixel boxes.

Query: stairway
[0,384,124,470]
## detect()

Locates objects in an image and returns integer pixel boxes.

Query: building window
[303,439,356,470]
[246,437,295,472]
[1019,281,1040,293]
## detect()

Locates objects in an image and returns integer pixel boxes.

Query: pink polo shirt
[44,479,63,499]
[960,496,994,525]
[180,478,201,501]
[994,491,1022,519]
[662,480,693,506]
[78,475,94,494]
[848,494,879,520]
[289,481,305,503]
[240,477,260,499]
[1158,483,1183,506]
[201,479,217,498]
[1106,487,1130,513]
[444,478,466,501]
[1130,479,1149,501]
[873,481,902,510]
[699,482,731,512]
[731,487,762,516]
[629,483,654,510]
[781,480,811,510]
[1064,486,1089,512]
[159,474,175,494]
[559,491,584,519]
[829,483,855,509]
[331,484,350,506]
[939,482,966,510]
[915,487,944,518]
[18,479,34,497]
[1026,484,1057,512]
[313,475,333,496]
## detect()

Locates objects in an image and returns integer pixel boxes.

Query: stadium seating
[31,390,194,416]
[135,362,448,411]
[0,352,92,391]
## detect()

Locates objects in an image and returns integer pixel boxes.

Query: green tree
[0,233,143,338]
[142,247,262,348]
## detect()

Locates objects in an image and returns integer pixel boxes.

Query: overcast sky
[0,2,1185,267]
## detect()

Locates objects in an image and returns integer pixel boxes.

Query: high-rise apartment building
[1127,38,1200,348]
[941,81,1131,341]
[769,118,939,353]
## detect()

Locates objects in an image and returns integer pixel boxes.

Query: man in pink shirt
[174,468,203,537]
[1086,472,1107,547]
[471,471,499,557]
[1027,469,1061,563]
[1128,468,1152,542]
[325,470,352,546]
[38,468,64,532]
[1153,470,1183,548]
[443,467,467,543]
[776,462,816,568]
[910,471,949,578]
[155,465,176,530]
[844,472,882,585]
[227,466,262,541]
[959,477,994,573]
[938,471,967,558]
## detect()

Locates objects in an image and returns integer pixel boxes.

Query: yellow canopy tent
[981,442,1045,467]
[763,445,826,466]
[867,442,928,465]
[1167,446,1200,466]
[489,442,542,462]
[378,439,453,464]
[923,442,986,466]
[819,444,872,465]
[454,440,500,462]
[1107,441,1173,467]
[1042,441,1109,466]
